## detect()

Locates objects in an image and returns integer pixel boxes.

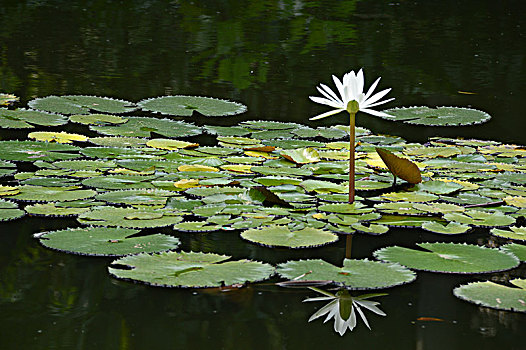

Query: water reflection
[304,287,387,336]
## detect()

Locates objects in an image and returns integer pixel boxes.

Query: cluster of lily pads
[0,94,525,313]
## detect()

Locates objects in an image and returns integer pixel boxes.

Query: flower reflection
[304,288,387,336]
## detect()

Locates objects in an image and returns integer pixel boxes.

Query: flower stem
[348,112,356,203]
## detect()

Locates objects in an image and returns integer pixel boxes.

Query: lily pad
[501,243,526,262]
[29,95,137,114]
[10,186,96,202]
[444,210,515,227]
[0,141,80,162]
[35,226,180,256]
[374,243,519,274]
[453,278,526,313]
[69,113,128,125]
[381,106,491,126]
[421,221,472,235]
[0,108,67,128]
[25,202,90,216]
[28,131,88,144]
[277,259,415,290]
[108,251,274,288]
[241,225,338,248]
[490,226,526,241]
[91,117,202,138]
[0,200,25,221]
[139,95,246,117]
[77,207,184,228]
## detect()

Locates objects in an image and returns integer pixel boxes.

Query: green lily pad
[77,207,183,228]
[0,108,67,128]
[35,226,180,256]
[421,221,472,235]
[415,180,464,195]
[490,226,526,241]
[173,221,221,232]
[501,243,526,262]
[29,95,137,114]
[89,136,148,148]
[381,106,491,126]
[374,242,519,274]
[277,259,415,290]
[380,191,439,202]
[69,113,128,125]
[96,189,177,206]
[444,210,515,227]
[10,186,96,202]
[25,202,90,216]
[318,202,373,214]
[241,120,300,130]
[108,251,274,288]
[139,96,246,117]
[82,175,157,190]
[91,117,202,138]
[371,215,442,227]
[0,141,80,162]
[21,177,80,187]
[300,180,347,193]
[453,278,526,313]
[0,200,24,221]
[241,225,338,248]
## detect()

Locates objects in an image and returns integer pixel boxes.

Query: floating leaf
[421,221,472,235]
[139,96,246,117]
[25,202,90,216]
[280,148,320,164]
[29,95,137,114]
[69,113,128,125]
[277,259,415,290]
[380,191,438,202]
[241,225,338,248]
[0,93,19,106]
[501,243,526,262]
[371,215,444,227]
[108,251,273,288]
[374,243,519,273]
[0,108,67,128]
[78,207,183,228]
[35,226,179,256]
[91,117,202,138]
[444,210,515,227]
[96,189,177,206]
[504,196,526,208]
[28,131,88,144]
[146,139,199,150]
[173,221,221,232]
[375,148,421,184]
[454,278,526,312]
[381,106,491,126]
[415,180,463,195]
[0,200,24,221]
[0,141,80,162]
[490,226,526,241]
[11,186,96,202]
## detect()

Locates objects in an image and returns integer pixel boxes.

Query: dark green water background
[0,1,525,349]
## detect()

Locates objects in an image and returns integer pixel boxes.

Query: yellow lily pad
[28,131,89,143]
[178,164,219,172]
[146,139,199,150]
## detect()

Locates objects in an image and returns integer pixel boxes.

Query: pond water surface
[0,1,525,349]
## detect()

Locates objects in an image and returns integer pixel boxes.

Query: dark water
[0,1,525,349]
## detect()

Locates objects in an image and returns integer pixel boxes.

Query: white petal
[364,77,381,100]
[348,305,357,331]
[356,69,364,94]
[353,300,387,316]
[303,296,335,302]
[332,75,346,103]
[318,84,342,104]
[308,299,337,322]
[363,88,391,107]
[309,96,343,109]
[334,315,347,336]
[309,108,345,120]
[354,304,371,330]
[360,108,395,118]
[365,97,395,109]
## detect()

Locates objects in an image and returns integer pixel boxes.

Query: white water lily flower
[309,69,394,120]
[304,289,386,336]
